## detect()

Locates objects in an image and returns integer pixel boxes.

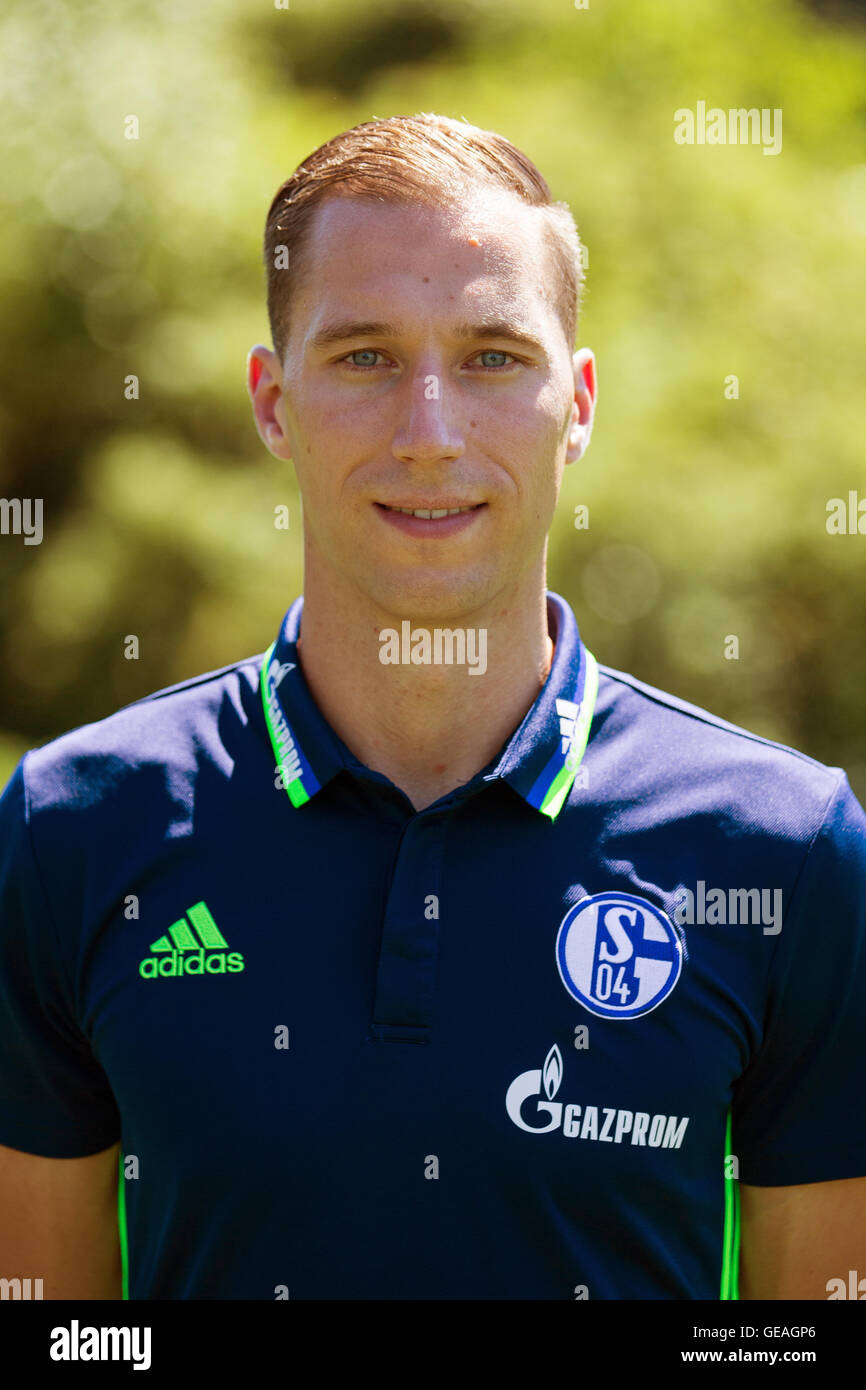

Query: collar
[260,591,597,822]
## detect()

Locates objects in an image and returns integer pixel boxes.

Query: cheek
[515,389,571,466]
[519,393,569,509]
[305,397,361,442]
[291,398,360,490]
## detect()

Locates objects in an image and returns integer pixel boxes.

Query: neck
[295,566,554,812]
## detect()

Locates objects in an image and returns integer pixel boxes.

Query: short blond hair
[263,112,585,360]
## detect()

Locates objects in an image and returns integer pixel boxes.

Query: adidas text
[140,948,245,978]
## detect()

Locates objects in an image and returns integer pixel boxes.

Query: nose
[391,368,465,465]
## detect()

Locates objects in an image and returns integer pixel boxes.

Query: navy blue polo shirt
[1,590,865,1300]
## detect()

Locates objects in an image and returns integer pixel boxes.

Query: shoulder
[591,662,857,852]
[15,652,267,820]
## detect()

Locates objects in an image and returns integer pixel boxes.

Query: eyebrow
[307,318,546,354]
[308,321,398,350]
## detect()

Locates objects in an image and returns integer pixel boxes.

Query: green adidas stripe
[168,918,200,951]
[149,902,229,954]
[186,900,228,949]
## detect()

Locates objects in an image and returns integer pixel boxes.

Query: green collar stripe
[539,649,599,821]
[261,641,312,808]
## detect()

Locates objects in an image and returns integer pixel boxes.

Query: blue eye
[341,348,517,371]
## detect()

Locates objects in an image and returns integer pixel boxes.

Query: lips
[377,502,484,518]
[374,501,486,537]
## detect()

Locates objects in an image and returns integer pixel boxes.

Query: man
[1,113,864,1301]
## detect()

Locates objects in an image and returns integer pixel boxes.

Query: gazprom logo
[505,1042,689,1148]
[505,1044,565,1133]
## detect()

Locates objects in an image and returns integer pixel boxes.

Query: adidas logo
[556,697,579,754]
[270,659,295,687]
[139,901,245,979]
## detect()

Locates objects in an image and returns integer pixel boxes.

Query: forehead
[293,189,560,337]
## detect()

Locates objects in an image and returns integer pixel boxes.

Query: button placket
[368,810,448,1043]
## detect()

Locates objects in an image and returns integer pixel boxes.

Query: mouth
[376,502,485,519]
[374,501,487,536]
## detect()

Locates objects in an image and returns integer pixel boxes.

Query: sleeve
[731,771,866,1185]
[0,757,121,1157]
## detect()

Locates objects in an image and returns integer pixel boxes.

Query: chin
[364,571,497,622]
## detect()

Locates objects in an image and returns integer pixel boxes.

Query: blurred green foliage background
[1,0,864,798]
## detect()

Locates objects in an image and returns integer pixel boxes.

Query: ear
[565,347,597,465]
[247,345,294,461]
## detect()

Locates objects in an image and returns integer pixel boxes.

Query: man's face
[250,188,595,620]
